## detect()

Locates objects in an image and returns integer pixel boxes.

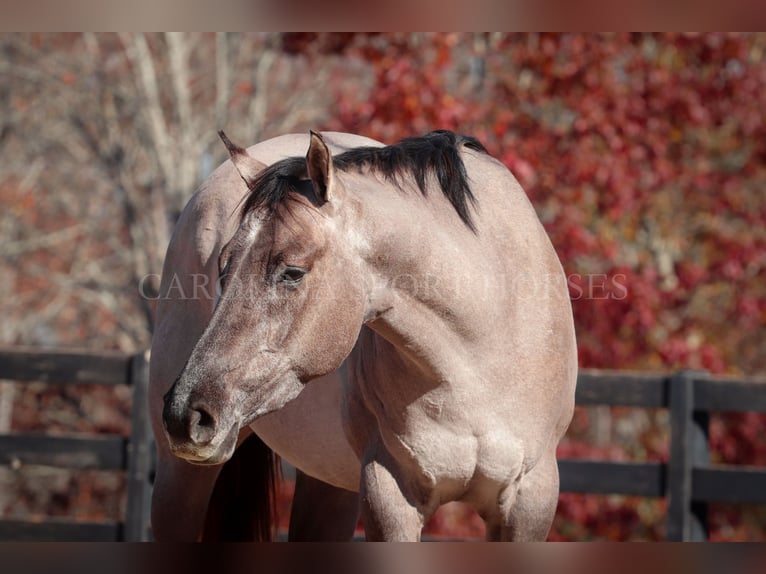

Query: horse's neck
[351,176,491,383]
[365,301,477,385]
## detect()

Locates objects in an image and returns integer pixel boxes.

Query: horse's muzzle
[162,384,238,464]
[163,400,216,447]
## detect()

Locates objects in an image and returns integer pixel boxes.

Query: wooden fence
[562,369,766,541]
[0,347,765,541]
[0,347,153,541]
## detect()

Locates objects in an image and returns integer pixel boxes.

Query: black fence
[0,347,153,541]
[0,347,765,541]
[561,369,766,541]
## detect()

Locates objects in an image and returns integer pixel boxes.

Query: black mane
[240,130,487,230]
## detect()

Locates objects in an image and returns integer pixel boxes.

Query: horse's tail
[200,433,280,541]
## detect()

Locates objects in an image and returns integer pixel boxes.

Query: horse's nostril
[188,406,216,446]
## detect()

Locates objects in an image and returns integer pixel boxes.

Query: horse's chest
[371,390,526,494]
[390,410,479,488]
[348,342,529,497]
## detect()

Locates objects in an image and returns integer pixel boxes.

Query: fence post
[124,351,155,541]
[667,370,710,541]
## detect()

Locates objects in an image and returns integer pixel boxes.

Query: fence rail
[0,346,153,542]
[1,347,765,541]
[561,369,766,541]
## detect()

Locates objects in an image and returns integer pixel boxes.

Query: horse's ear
[306,130,335,204]
[218,130,266,192]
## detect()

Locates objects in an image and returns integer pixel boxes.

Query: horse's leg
[288,470,360,541]
[151,449,223,541]
[488,452,559,541]
[359,449,424,541]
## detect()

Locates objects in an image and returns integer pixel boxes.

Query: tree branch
[215,32,230,130]
[119,33,176,194]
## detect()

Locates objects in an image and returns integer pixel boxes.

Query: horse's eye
[280,266,306,286]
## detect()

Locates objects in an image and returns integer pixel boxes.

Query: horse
[154,129,577,541]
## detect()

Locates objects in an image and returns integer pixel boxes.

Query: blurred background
[0,32,764,540]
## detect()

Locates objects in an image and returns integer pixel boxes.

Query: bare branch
[248,48,276,138]
[81,32,100,62]
[164,32,203,204]
[119,33,176,194]
[18,157,45,191]
[4,225,83,257]
[215,32,230,129]
[165,32,193,131]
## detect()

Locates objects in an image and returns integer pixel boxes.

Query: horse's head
[162,131,368,464]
